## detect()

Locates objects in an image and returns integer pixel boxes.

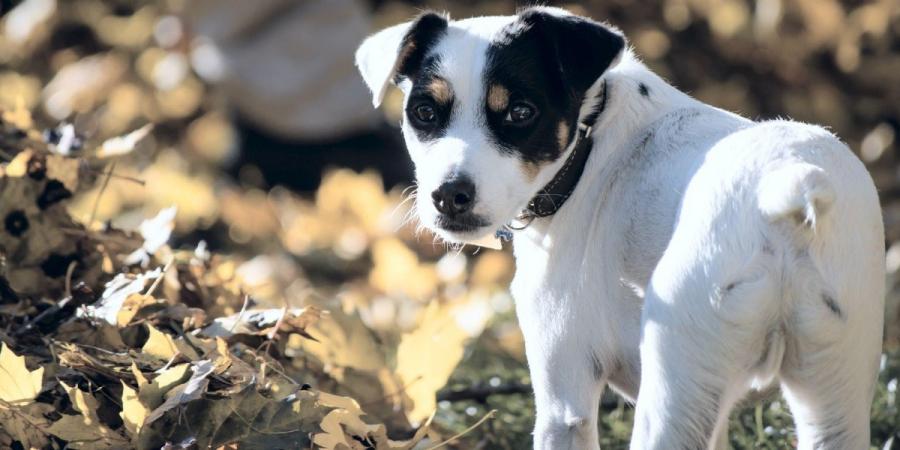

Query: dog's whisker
[389,185,418,220]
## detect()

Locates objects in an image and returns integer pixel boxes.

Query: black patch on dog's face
[390,12,453,142]
[483,10,624,165]
[404,56,455,141]
[393,12,449,82]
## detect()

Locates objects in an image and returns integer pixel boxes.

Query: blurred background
[1,0,899,448]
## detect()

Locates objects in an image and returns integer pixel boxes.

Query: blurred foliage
[0,0,898,449]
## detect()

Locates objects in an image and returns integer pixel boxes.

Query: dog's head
[356,7,624,242]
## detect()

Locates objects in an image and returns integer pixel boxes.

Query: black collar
[517,80,608,223]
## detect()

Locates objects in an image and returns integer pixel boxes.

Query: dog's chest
[508,216,627,318]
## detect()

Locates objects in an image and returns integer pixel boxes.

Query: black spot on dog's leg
[638,83,649,97]
[591,354,604,380]
[822,293,844,319]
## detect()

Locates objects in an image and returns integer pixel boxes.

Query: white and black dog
[356,7,884,449]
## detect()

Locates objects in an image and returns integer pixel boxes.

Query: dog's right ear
[355,12,449,108]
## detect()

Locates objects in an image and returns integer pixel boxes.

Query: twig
[425,409,497,449]
[225,402,305,435]
[155,352,181,374]
[266,305,289,341]
[228,295,251,334]
[58,341,127,356]
[64,261,77,299]
[145,257,174,297]
[256,356,298,386]
[58,227,133,245]
[13,292,78,337]
[436,382,531,403]
[85,167,145,185]
[360,375,423,409]
[88,160,116,227]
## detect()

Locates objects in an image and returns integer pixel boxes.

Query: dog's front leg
[517,295,605,450]
[528,338,605,450]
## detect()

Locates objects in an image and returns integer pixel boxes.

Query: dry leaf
[142,324,200,361]
[0,402,52,449]
[97,123,153,158]
[139,363,191,409]
[85,268,162,325]
[395,297,493,423]
[120,381,148,436]
[313,392,432,450]
[201,306,320,340]
[46,382,129,449]
[124,206,177,266]
[146,385,320,450]
[142,324,179,360]
[116,293,158,327]
[45,153,81,192]
[0,343,44,404]
[144,360,214,426]
[1,97,34,129]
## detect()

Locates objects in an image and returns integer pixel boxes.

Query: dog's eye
[412,103,437,124]
[506,101,537,125]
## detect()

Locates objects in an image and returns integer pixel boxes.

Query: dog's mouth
[434,213,491,235]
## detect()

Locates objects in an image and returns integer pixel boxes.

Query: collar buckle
[577,123,593,137]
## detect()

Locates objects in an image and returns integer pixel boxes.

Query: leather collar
[517,80,608,223]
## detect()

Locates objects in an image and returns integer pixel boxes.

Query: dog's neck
[512,50,698,249]
[519,80,608,221]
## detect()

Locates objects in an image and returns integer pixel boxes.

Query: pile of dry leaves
[0,100,513,449]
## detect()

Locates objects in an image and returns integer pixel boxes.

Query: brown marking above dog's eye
[557,121,570,150]
[487,84,510,112]
[428,78,453,104]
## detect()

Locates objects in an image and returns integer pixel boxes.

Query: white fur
[357,10,884,450]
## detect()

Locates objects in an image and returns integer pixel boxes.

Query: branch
[436,382,531,403]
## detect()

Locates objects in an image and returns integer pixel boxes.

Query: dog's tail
[757,163,835,232]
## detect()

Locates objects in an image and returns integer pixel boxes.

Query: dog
[355,7,885,449]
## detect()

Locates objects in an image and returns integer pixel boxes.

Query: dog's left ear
[518,8,626,98]
[355,12,449,107]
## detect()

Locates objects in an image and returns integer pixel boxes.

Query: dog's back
[634,117,884,449]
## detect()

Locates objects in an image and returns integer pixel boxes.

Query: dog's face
[356,7,624,242]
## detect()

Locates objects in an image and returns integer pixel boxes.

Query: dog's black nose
[432,177,476,216]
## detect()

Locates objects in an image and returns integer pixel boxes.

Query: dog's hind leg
[629,191,787,449]
[768,236,881,450]
[778,336,879,450]
[629,277,770,450]
[760,161,883,450]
